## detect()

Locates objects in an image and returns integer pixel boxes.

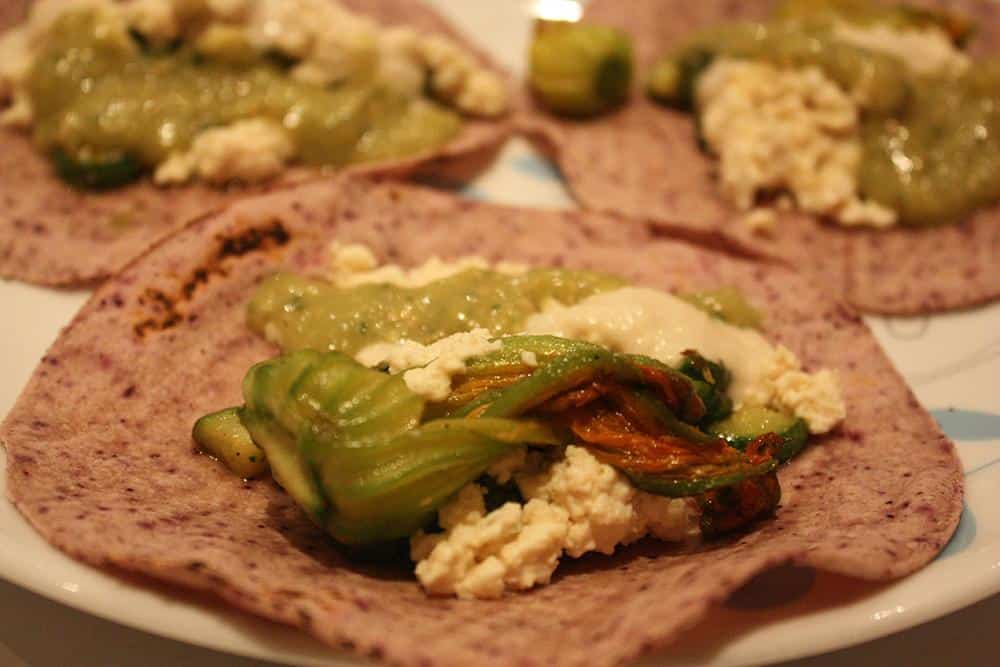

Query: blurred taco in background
[0,0,512,286]
[521,0,1000,315]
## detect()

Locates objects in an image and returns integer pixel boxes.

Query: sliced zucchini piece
[51,149,144,190]
[192,407,268,479]
[240,408,328,521]
[707,405,809,462]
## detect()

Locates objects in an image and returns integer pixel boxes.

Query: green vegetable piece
[463,335,603,377]
[466,341,705,425]
[192,407,269,479]
[290,350,423,442]
[646,58,681,104]
[444,336,608,417]
[677,351,733,423]
[51,149,143,190]
[481,348,615,417]
[682,287,763,329]
[312,417,563,544]
[238,351,563,545]
[529,22,634,117]
[241,349,425,524]
[620,353,709,424]
[647,48,714,110]
[627,457,778,497]
[615,388,721,445]
[677,352,731,393]
[707,405,809,462]
[242,350,329,519]
[241,408,328,520]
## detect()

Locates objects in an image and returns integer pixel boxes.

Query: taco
[520,0,1000,315]
[0,0,512,286]
[1,176,962,665]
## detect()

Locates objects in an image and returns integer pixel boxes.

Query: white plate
[2,1,999,665]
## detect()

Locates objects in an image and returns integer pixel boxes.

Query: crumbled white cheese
[833,22,969,76]
[328,244,527,288]
[412,484,570,599]
[329,242,379,281]
[520,350,539,367]
[523,287,846,434]
[745,346,846,435]
[438,482,489,531]
[419,34,508,117]
[740,208,778,236]
[515,446,650,557]
[412,447,697,599]
[633,491,700,543]
[356,328,501,401]
[486,447,527,484]
[495,500,572,591]
[696,58,897,229]
[377,26,425,98]
[124,0,180,44]
[154,118,294,185]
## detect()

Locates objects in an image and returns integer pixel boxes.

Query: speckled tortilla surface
[0,0,511,287]
[519,0,1000,315]
[1,177,962,666]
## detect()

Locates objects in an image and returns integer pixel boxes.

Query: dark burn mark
[121,385,136,398]
[133,220,290,337]
[182,268,210,299]
[134,288,182,337]
[219,222,290,257]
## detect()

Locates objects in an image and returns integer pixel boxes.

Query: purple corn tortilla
[519,0,1000,315]
[2,177,962,666]
[0,0,512,287]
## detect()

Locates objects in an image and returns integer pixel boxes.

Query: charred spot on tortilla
[133,218,291,338]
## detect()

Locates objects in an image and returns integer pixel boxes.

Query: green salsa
[682,287,763,329]
[27,10,461,187]
[248,268,625,355]
[649,0,1000,227]
[859,64,1000,226]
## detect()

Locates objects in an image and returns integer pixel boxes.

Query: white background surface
[1,1,998,665]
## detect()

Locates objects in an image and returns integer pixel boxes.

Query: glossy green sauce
[773,0,974,38]
[859,64,1000,226]
[665,0,999,226]
[248,268,626,355]
[27,10,461,184]
[682,287,763,329]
